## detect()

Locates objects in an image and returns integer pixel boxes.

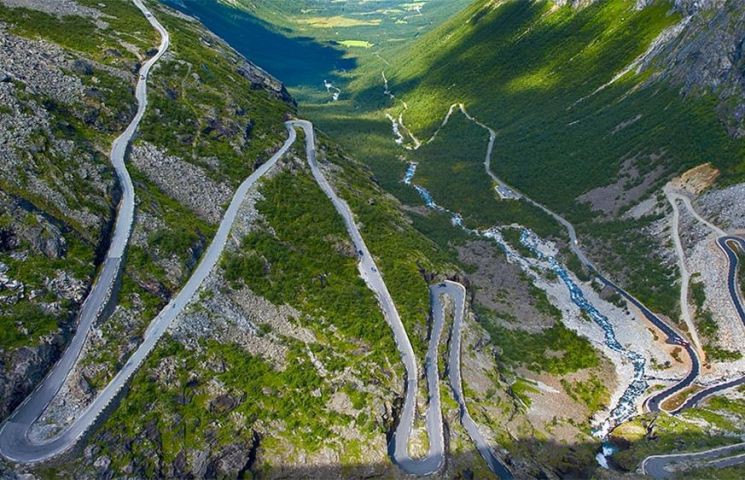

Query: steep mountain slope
[0,0,292,439]
[299,0,745,476]
[163,0,473,101]
[0,1,485,478]
[320,0,745,317]
[2,0,744,478]
[0,0,147,419]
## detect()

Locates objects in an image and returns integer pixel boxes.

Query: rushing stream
[402,160,648,453]
[519,230,648,435]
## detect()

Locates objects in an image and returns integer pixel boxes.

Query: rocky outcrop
[236,62,295,106]
[0,0,102,19]
[131,142,232,224]
[640,0,745,136]
[0,333,68,420]
[552,0,600,8]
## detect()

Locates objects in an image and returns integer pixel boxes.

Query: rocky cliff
[558,0,745,136]
[649,0,745,137]
[0,1,127,419]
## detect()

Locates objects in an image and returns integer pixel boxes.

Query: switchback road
[0,0,170,463]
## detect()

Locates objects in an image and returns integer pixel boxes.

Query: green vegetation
[706,346,742,362]
[691,275,707,310]
[561,376,609,412]
[692,282,743,362]
[412,111,562,237]
[0,0,154,65]
[141,3,292,186]
[376,0,743,194]
[94,337,377,474]
[510,378,540,408]
[80,165,217,390]
[322,140,458,357]
[127,166,214,290]
[0,1,155,359]
[501,228,534,259]
[684,464,745,480]
[584,217,678,315]
[227,0,471,70]
[307,0,743,319]
[0,303,60,350]
[408,209,472,255]
[613,412,743,472]
[479,313,599,375]
[223,165,397,361]
[337,40,374,49]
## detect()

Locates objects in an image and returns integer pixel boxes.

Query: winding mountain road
[292,120,446,475]
[451,104,701,414]
[5,4,738,474]
[0,0,170,463]
[665,187,705,358]
[436,281,513,479]
[0,2,301,463]
[0,119,298,464]
[255,122,510,477]
[718,236,745,325]
[642,441,745,478]
[663,235,745,413]
[1,106,457,474]
[640,206,745,476]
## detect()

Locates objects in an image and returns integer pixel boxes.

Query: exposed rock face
[553,0,599,8]
[642,0,745,136]
[698,183,745,230]
[236,62,295,106]
[0,0,102,18]
[672,0,726,14]
[0,336,66,419]
[555,1,744,135]
[171,12,294,106]
[131,142,233,224]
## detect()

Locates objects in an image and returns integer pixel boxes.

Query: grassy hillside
[309,0,744,316]
[365,0,744,208]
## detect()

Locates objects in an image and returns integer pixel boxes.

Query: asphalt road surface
[436,281,513,479]
[642,234,745,476]
[290,120,444,475]
[0,0,170,464]
[0,117,297,463]
[642,442,745,478]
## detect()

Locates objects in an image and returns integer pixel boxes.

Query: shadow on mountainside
[160,0,356,89]
[5,413,743,480]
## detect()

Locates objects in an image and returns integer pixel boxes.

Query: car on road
[439,283,446,287]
